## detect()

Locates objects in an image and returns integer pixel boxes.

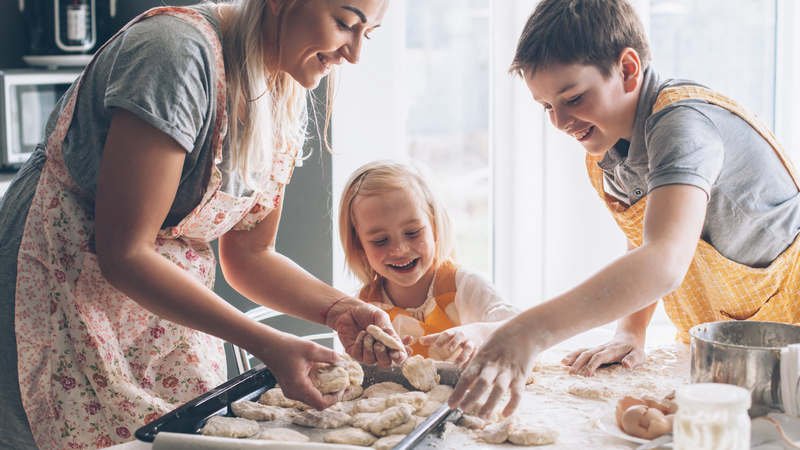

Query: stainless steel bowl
[690,321,800,418]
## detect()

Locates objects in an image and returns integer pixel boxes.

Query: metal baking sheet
[135,361,462,448]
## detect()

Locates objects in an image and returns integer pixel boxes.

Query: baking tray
[135,362,462,448]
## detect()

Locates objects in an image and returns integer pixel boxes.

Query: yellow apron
[586,85,800,343]
[359,260,461,358]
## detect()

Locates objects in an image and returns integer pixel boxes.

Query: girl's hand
[254,334,345,411]
[419,326,479,369]
[447,321,538,419]
[561,331,646,376]
[325,298,409,367]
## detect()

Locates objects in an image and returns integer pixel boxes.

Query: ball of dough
[373,434,407,450]
[338,354,365,387]
[415,401,443,418]
[199,416,259,438]
[369,404,415,436]
[323,428,378,446]
[230,401,285,421]
[309,363,350,394]
[350,412,381,429]
[352,397,388,414]
[363,382,408,399]
[402,355,440,391]
[387,392,428,412]
[479,415,519,444]
[342,385,364,402]
[425,385,454,404]
[366,325,404,350]
[256,428,309,442]
[567,383,616,400]
[508,425,559,446]
[258,388,296,408]
[292,409,352,429]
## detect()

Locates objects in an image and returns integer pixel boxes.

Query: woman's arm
[449,183,707,418]
[95,108,342,409]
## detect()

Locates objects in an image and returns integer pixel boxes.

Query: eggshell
[621,405,671,440]
[615,396,646,428]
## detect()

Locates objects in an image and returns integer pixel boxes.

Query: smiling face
[272,0,389,89]
[352,190,437,297]
[524,50,642,156]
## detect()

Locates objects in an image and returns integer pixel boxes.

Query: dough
[425,385,454,404]
[568,383,616,400]
[526,371,541,385]
[352,397,388,414]
[363,382,408,398]
[339,354,365,386]
[258,388,296,408]
[401,355,440,391]
[309,363,350,394]
[230,401,285,420]
[342,385,364,402]
[199,416,259,438]
[479,415,519,444]
[373,434,407,450]
[292,409,351,429]
[338,401,355,415]
[350,412,381,429]
[324,428,378,446]
[457,414,487,430]
[386,392,428,412]
[366,325,404,350]
[508,425,559,446]
[256,428,309,442]
[368,404,415,436]
[415,400,443,417]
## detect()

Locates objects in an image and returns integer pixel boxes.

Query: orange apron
[359,260,461,358]
[586,85,800,343]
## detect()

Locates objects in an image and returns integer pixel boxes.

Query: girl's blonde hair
[339,160,457,286]
[218,0,336,191]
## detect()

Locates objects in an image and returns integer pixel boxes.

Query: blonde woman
[0,1,400,449]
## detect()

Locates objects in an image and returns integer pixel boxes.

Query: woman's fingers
[502,378,526,418]
[621,346,646,369]
[478,370,511,419]
[561,347,589,366]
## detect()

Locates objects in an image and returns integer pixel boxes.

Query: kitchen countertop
[109,327,689,450]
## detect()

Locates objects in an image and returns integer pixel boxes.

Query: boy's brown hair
[509,0,651,78]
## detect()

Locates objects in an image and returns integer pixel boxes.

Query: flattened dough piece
[373,434,407,450]
[369,404,415,436]
[457,414,487,430]
[256,428,309,442]
[294,400,343,412]
[258,388,296,408]
[567,383,616,400]
[415,400,443,418]
[292,409,351,429]
[199,416,259,438]
[386,392,428,412]
[342,385,364,402]
[309,363,350,394]
[480,415,519,444]
[350,412,381,429]
[352,397,388,414]
[401,355,440,391]
[425,385,454,404]
[366,325,404,350]
[230,401,286,420]
[323,428,378,446]
[363,382,408,399]
[508,425,559,446]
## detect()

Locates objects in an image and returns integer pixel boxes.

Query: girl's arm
[96,108,342,410]
[449,183,707,419]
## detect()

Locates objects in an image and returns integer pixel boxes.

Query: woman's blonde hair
[338,160,457,287]
[218,0,336,191]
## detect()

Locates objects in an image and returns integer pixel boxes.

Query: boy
[449,0,800,419]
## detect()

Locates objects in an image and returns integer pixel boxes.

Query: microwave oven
[0,69,81,168]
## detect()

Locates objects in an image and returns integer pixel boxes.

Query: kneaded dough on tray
[567,383,616,400]
[342,385,364,402]
[230,401,286,421]
[339,354,365,386]
[366,324,404,350]
[199,416,259,438]
[292,409,351,429]
[386,391,428,412]
[480,415,519,444]
[373,434,407,450]
[294,400,343,412]
[352,397,388,414]
[363,381,408,399]
[415,400,443,418]
[256,428,309,442]
[457,414,488,430]
[323,428,378,446]
[350,412,381,429]
[258,387,296,408]
[402,355,440,391]
[369,404,415,436]
[309,363,350,394]
[508,425,559,446]
[425,385,454,404]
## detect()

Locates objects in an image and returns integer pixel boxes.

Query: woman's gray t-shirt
[599,67,800,268]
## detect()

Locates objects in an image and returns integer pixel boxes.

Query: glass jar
[673,383,751,450]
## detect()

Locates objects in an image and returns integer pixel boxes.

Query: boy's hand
[561,331,646,376]
[419,325,479,368]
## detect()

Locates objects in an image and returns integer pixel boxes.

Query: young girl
[338,160,520,368]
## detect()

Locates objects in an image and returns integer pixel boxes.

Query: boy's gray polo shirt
[598,67,800,268]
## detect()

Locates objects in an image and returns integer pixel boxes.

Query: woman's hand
[419,324,489,369]
[326,298,409,367]
[561,331,646,376]
[253,333,346,411]
[447,320,538,419]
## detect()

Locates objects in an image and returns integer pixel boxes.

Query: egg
[615,396,646,428]
[621,405,671,440]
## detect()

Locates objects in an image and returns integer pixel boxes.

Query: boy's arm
[561,240,657,376]
[449,183,707,419]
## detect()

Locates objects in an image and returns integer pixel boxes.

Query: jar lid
[675,383,751,410]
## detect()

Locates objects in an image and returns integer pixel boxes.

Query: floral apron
[586,85,800,343]
[359,260,461,358]
[15,7,297,449]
